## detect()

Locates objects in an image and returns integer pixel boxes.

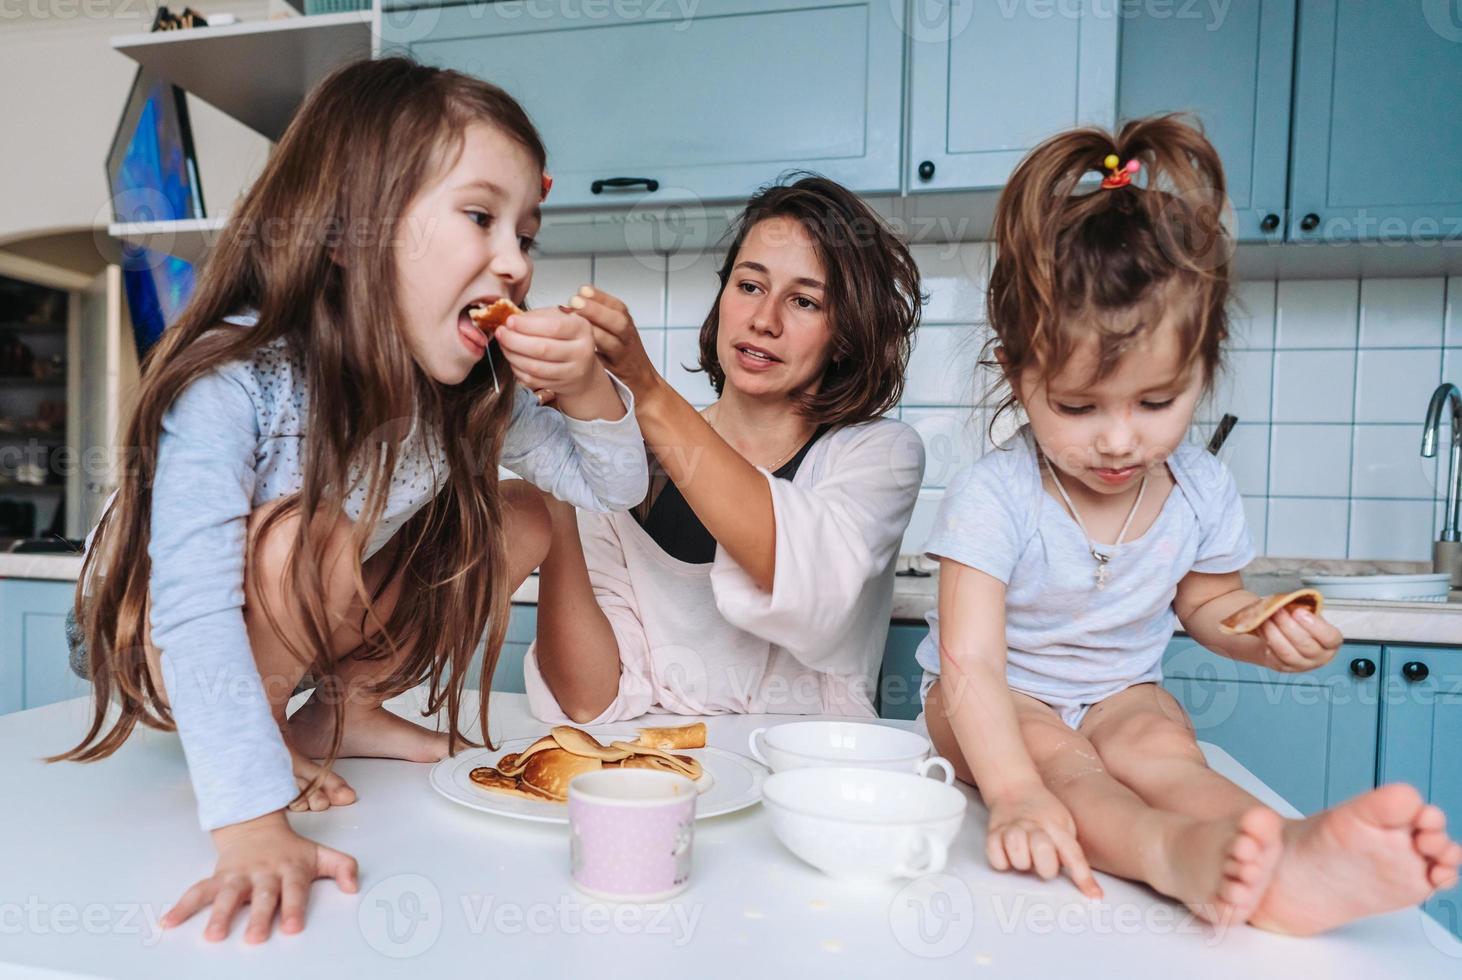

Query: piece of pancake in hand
[519,747,603,802]
[1218,588,1324,635]
[466,298,523,332]
[634,722,707,751]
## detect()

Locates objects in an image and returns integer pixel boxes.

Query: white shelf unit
[110,12,374,142]
[107,10,376,262]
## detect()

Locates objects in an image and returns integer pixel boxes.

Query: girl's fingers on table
[161,878,215,928]
[279,870,310,934]
[204,878,247,941]
[1029,830,1060,880]
[1002,825,1033,872]
[317,844,360,892]
[244,875,281,944]
[1052,831,1103,898]
[986,831,1012,872]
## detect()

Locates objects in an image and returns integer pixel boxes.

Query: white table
[2,691,1459,979]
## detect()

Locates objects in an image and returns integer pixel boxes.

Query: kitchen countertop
[7,551,1458,646]
[2,690,1458,978]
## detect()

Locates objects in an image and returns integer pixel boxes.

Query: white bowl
[761,767,968,883]
[747,721,954,783]
[1300,572,1452,603]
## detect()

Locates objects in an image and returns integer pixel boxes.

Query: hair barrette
[541,173,554,202]
[1101,154,1141,190]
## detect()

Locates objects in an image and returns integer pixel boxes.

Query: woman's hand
[159,810,358,943]
[493,306,602,401]
[568,286,664,399]
[1258,605,1343,673]
[986,786,1102,899]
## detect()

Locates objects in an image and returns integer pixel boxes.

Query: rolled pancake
[1217,588,1324,635]
[634,722,707,751]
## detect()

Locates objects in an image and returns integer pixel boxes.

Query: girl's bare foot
[1249,784,1462,936]
[288,695,451,765]
[285,744,358,813]
[1154,807,1284,928]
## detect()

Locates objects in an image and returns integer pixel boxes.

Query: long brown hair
[695,174,923,427]
[985,113,1232,431]
[51,58,545,790]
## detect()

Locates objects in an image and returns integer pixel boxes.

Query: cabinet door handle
[1401,661,1429,683]
[591,177,660,195]
[1299,213,1321,232]
[1260,213,1280,233]
[1349,657,1376,678]
[917,160,936,181]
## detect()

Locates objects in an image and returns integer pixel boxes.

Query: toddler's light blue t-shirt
[914,424,1254,713]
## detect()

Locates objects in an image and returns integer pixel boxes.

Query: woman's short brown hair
[694,173,922,428]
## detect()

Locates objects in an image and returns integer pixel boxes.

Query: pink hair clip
[541,173,554,202]
[1100,154,1141,190]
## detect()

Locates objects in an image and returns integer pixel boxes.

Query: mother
[521,175,925,724]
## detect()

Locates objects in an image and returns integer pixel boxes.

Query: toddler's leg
[285,480,551,775]
[1084,683,1462,935]
[1001,691,1280,926]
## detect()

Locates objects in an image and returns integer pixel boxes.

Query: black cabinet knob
[1260,213,1280,233]
[1299,213,1321,232]
[917,160,936,181]
[1402,661,1429,683]
[1349,657,1376,678]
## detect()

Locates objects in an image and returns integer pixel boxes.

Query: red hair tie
[1101,154,1141,189]
[541,173,554,202]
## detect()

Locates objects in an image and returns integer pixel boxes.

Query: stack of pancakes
[470,723,707,803]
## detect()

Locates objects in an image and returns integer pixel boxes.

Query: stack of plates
[1300,573,1453,603]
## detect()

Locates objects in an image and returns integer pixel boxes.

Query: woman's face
[714,216,835,402]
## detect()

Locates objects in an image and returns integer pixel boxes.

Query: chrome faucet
[1422,382,1462,587]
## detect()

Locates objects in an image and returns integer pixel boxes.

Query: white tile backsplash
[1230,280,1276,349]
[1354,349,1442,423]
[1350,425,1441,499]
[528,256,592,311]
[666,251,722,328]
[1446,277,1461,347]
[902,408,983,489]
[904,324,990,407]
[1269,424,1352,497]
[593,254,667,328]
[1202,349,1273,423]
[1359,277,1445,347]
[1265,498,1350,559]
[1275,279,1358,348]
[1272,350,1356,423]
[664,329,718,406]
[910,243,989,323]
[1349,499,1437,562]
[1216,423,1270,497]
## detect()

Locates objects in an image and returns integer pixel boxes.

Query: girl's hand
[493,306,601,400]
[568,285,662,398]
[160,810,358,943]
[1258,605,1343,673]
[986,786,1102,899]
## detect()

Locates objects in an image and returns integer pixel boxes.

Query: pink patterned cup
[568,769,697,902]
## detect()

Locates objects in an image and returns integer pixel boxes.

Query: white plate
[430,731,765,824]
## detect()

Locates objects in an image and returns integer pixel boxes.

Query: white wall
[0,0,278,251]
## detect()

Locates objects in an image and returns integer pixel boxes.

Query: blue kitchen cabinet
[465,602,536,694]
[1377,645,1462,942]
[1161,637,1381,816]
[879,621,929,721]
[1288,1,1462,242]
[1117,0,1296,242]
[387,0,906,209]
[0,578,87,714]
[906,0,1118,192]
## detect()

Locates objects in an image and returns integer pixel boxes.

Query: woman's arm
[572,288,781,590]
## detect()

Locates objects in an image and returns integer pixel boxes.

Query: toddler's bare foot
[1156,806,1284,928]
[285,743,358,813]
[288,696,451,765]
[1249,784,1462,936]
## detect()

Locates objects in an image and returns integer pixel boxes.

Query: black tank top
[633,425,831,564]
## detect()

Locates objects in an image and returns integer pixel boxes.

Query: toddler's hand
[1259,605,1342,672]
[986,786,1102,899]
[160,810,358,943]
[493,306,601,400]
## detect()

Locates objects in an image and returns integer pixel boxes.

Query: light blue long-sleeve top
[87,313,649,830]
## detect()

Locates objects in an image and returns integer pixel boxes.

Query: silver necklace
[705,406,804,472]
[1043,456,1148,591]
